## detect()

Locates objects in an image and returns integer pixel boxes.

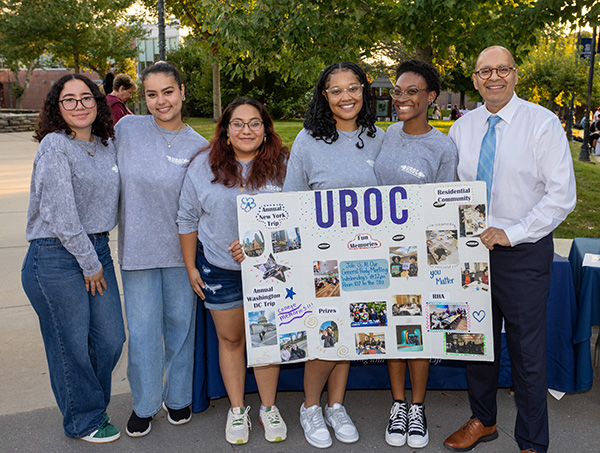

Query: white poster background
[238,182,493,367]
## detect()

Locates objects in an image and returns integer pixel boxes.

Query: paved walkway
[0,131,597,452]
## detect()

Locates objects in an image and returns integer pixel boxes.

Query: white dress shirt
[449,93,576,246]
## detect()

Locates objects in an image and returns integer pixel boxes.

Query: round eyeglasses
[473,67,516,80]
[390,88,428,99]
[59,96,97,111]
[324,84,364,100]
[229,120,264,132]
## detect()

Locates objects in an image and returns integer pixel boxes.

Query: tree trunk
[211,42,221,122]
[415,45,434,64]
[460,92,465,108]
[73,52,80,73]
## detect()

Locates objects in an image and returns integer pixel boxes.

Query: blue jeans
[121,267,197,417]
[21,234,125,438]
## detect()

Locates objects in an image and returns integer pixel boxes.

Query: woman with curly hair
[375,59,457,449]
[283,62,385,448]
[21,74,125,443]
[177,97,289,445]
[115,61,209,437]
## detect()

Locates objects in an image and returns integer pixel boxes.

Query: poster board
[238,182,493,367]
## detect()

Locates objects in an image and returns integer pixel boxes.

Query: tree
[0,0,55,108]
[49,0,146,77]
[517,30,600,117]
[0,0,146,107]
[162,0,390,120]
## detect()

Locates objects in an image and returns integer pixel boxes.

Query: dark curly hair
[304,62,377,149]
[196,98,288,190]
[396,60,441,100]
[34,74,114,145]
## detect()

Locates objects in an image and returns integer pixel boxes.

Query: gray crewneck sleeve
[177,152,283,270]
[375,122,458,185]
[25,132,120,276]
[115,115,209,270]
[283,127,384,191]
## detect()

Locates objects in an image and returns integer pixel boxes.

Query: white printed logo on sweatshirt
[111,166,119,173]
[260,183,283,193]
[366,159,375,167]
[166,155,190,166]
[400,165,425,180]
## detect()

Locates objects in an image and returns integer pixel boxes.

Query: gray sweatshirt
[115,115,209,270]
[283,127,385,191]
[375,122,458,185]
[25,131,119,276]
[177,151,283,271]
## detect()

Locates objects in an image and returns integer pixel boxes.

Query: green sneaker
[81,420,121,443]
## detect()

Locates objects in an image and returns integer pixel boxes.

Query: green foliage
[169,37,312,119]
[0,0,146,82]
[516,30,591,111]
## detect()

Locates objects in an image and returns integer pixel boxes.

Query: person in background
[100,72,114,96]
[115,61,209,438]
[284,61,384,449]
[374,59,457,449]
[21,73,125,443]
[178,97,289,445]
[444,45,576,453]
[107,74,136,124]
[431,104,441,120]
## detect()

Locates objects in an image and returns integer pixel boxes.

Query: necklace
[338,128,360,142]
[71,136,97,157]
[153,119,185,148]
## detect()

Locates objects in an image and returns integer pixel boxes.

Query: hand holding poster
[238,181,493,366]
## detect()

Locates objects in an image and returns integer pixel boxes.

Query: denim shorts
[196,242,243,311]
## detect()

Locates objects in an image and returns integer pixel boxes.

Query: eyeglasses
[473,66,516,80]
[390,88,428,99]
[324,84,364,100]
[59,96,97,111]
[229,120,264,132]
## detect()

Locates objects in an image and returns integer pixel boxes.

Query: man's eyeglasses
[59,96,97,111]
[390,88,428,99]
[324,84,364,100]
[473,67,516,80]
[229,120,264,131]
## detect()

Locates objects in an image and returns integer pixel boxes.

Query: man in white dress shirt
[443,46,576,453]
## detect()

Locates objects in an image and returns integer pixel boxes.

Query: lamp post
[157,0,166,61]
[579,26,597,162]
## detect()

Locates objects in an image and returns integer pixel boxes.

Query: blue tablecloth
[568,238,600,391]
[192,253,580,412]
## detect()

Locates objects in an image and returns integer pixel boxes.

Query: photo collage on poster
[238,184,493,366]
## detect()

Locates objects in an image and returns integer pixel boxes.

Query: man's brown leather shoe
[443,418,498,451]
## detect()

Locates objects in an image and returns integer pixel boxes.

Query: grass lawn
[553,143,600,239]
[188,117,598,239]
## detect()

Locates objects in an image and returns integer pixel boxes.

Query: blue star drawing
[254,253,290,282]
[285,287,296,300]
[240,197,256,212]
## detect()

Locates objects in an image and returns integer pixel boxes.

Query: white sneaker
[226,406,251,445]
[324,403,359,443]
[407,403,429,448]
[385,400,408,446]
[299,404,332,448]
[259,405,287,442]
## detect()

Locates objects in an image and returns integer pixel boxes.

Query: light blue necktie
[476,115,501,206]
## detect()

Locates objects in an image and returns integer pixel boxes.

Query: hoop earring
[182,94,186,101]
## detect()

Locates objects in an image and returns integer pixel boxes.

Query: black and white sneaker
[385,400,408,446]
[126,411,152,437]
[162,402,192,425]
[407,403,429,448]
